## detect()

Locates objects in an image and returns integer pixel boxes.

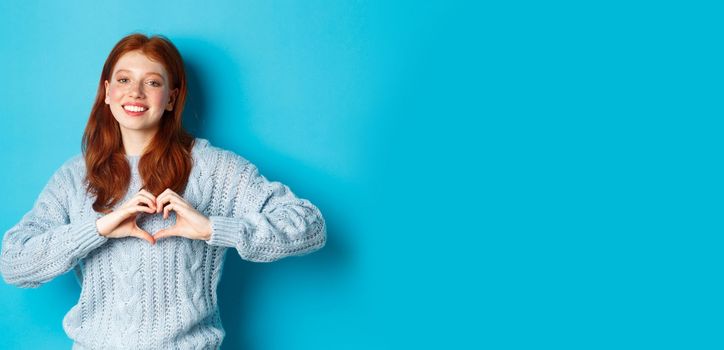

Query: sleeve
[205,157,327,262]
[0,164,108,288]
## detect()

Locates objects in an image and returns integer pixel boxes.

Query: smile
[123,105,149,112]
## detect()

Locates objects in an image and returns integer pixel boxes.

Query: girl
[0,33,326,349]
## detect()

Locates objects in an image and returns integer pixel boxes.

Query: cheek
[108,87,125,101]
[150,91,169,106]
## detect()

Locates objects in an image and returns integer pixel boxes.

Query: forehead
[112,50,168,78]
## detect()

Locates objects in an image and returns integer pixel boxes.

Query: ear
[104,80,110,104]
[166,88,179,111]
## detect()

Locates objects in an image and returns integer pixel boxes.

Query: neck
[120,128,157,156]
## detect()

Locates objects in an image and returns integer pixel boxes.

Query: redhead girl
[0,33,326,349]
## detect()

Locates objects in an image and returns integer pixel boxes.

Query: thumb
[132,227,156,245]
[154,226,180,241]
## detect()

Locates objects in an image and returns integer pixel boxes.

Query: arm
[0,165,108,288]
[205,156,327,262]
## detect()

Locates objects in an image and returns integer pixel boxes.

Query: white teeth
[123,105,148,112]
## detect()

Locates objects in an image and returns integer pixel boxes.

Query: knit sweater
[0,138,327,349]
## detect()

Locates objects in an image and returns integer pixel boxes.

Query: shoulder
[52,153,86,183]
[192,137,256,176]
[63,153,85,170]
[33,153,87,202]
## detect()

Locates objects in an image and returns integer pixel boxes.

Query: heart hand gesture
[95,188,212,244]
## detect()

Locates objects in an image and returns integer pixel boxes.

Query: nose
[128,81,145,98]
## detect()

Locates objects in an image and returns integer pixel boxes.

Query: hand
[153,188,212,242]
[95,189,158,244]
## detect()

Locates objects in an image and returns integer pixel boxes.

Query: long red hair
[82,33,195,213]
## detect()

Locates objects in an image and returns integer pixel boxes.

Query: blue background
[0,0,722,349]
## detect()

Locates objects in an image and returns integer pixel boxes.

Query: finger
[125,205,156,217]
[160,188,177,197]
[131,195,156,211]
[138,188,157,201]
[163,203,175,219]
[120,192,154,211]
[156,192,168,213]
[156,189,180,212]
[165,197,191,219]
[156,188,174,202]
[159,192,187,208]
[154,227,179,241]
[136,189,156,201]
[156,191,170,212]
[158,194,183,215]
[136,205,157,214]
[132,227,156,245]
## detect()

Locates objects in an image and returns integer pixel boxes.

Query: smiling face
[104,50,178,138]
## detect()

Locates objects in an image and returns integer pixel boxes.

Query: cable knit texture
[0,138,327,349]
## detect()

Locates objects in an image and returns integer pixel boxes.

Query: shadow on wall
[173,37,351,350]
[177,38,211,138]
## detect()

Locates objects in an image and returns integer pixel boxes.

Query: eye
[117,78,129,83]
[147,80,161,87]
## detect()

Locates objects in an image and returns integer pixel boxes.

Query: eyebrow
[114,69,165,81]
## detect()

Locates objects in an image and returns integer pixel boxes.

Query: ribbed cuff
[70,218,109,254]
[206,216,244,248]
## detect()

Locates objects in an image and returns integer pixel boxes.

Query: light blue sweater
[0,138,327,349]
